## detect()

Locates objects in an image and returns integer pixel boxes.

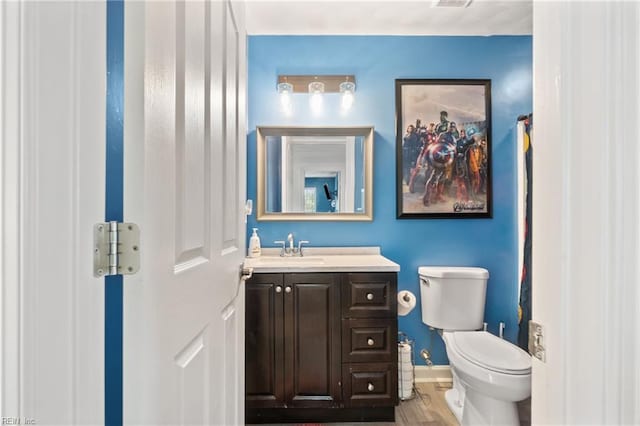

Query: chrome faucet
[274,233,309,257]
[297,239,310,256]
[287,233,294,252]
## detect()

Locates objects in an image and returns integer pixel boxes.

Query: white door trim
[1,0,23,416]
[1,2,106,423]
[532,2,640,424]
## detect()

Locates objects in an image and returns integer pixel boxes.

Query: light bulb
[280,91,292,115]
[308,81,325,115]
[310,92,323,114]
[341,91,354,110]
[339,81,356,111]
[277,82,293,116]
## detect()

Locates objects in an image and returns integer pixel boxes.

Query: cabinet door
[245,274,285,408]
[284,273,342,408]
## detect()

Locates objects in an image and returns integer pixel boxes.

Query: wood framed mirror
[256,126,374,221]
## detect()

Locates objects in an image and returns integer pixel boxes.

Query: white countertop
[243,247,400,273]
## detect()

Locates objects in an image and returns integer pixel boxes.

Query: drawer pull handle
[367,383,374,392]
[285,286,292,293]
[366,293,374,301]
[275,286,282,293]
[367,338,375,346]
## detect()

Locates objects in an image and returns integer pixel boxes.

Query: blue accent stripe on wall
[106,0,124,425]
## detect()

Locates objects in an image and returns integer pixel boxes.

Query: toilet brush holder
[397,332,416,401]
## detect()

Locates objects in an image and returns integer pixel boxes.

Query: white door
[1,1,105,424]
[123,0,247,424]
[532,1,640,424]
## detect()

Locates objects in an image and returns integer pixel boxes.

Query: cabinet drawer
[342,273,397,318]
[342,319,396,363]
[342,363,397,407]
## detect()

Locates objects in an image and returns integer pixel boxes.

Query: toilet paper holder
[397,290,416,317]
[397,331,416,401]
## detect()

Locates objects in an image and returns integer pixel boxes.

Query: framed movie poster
[395,79,492,219]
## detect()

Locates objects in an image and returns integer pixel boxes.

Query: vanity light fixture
[276,75,357,115]
[277,81,293,115]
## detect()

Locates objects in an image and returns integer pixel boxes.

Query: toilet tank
[419,266,489,330]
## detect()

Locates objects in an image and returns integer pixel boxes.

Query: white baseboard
[414,365,453,383]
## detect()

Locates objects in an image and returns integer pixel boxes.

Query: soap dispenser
[248,228,261,258]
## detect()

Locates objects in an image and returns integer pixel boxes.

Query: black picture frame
[395,79,492,219]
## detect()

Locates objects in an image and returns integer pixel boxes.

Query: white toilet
[419,266,531,426]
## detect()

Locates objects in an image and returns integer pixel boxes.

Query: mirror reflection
[257,127,373,221]
[265,135,365,213]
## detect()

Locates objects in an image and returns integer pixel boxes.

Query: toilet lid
[418,266,489,279]
[450,331,531,375]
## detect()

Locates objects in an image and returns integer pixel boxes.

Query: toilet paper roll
[399,351,411,363]
[398,370,414,382]
[397,290,416,316]
[399,379,413,391]
[398,342,411,353]
[398,362,414,373]
[399,386,412,399]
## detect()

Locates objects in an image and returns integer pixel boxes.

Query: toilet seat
[446,331,531,375]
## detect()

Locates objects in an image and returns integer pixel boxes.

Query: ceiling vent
[432,0,473,7]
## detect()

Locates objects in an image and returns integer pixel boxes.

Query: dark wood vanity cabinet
[246,272,398,423]
[245,273,342,410]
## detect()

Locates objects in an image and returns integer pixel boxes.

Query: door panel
[174,330,210,425]
[123,1,246,424]
[284,274,341,408]
[223,1,240,250]
[175,0,209,268]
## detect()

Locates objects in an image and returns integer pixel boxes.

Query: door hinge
[528,320,545,362]
[93,221,140,277]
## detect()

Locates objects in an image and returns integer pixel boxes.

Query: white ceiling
[245,0,533,36]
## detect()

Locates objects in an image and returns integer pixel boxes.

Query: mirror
[257,126,373,221]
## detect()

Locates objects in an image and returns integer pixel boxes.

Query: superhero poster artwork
[395,79,492,219]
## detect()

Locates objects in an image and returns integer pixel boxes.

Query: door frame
[1,1,106,423]
[532,1,640,424]
[1,1,23,414]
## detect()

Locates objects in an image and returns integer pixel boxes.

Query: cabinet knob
[285,286,292,293]
[367,383,374,392]
[367,338,375,346]
[366,293,374,301]
[275,286,282,293]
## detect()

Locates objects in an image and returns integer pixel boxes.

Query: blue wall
[247,36,532,365]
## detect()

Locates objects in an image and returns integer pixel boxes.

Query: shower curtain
[517,114,532,351]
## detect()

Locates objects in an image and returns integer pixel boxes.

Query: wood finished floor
[252,381,531,426]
